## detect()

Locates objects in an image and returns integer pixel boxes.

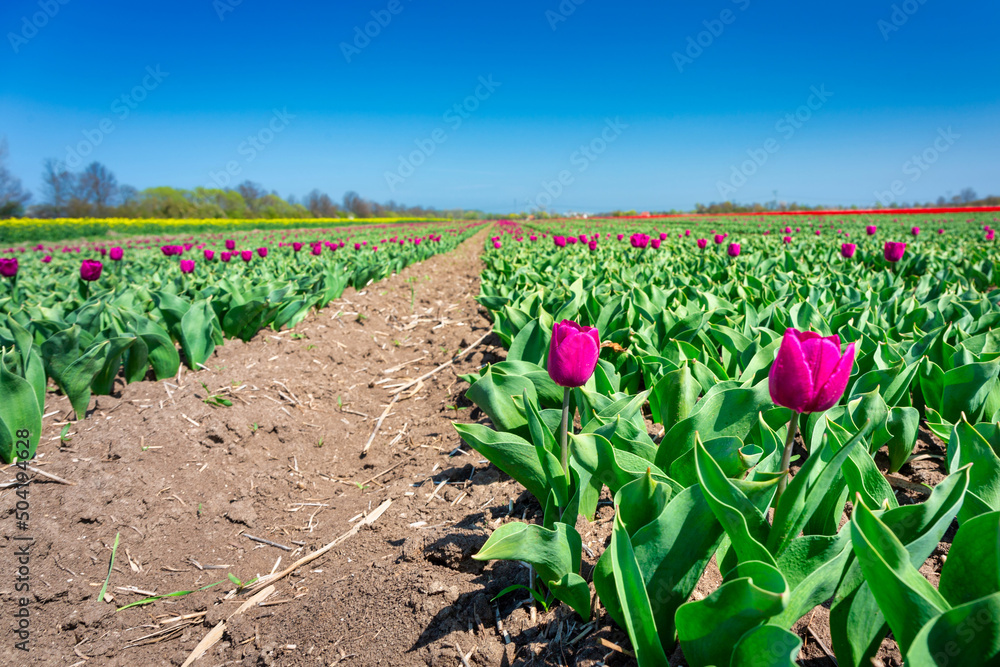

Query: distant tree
[77,162,119,212]
[343,190,373,217]
[0,138,31,217]
[959,187,977,204]
[236,181,266,212]
[39,158,77,216]
[306,189,339,217]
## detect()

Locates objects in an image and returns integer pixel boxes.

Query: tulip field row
[0,220,483,463]
[459,212,1000,665]
[0,216,448,244]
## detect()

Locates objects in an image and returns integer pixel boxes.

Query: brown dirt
[0,228,955,667]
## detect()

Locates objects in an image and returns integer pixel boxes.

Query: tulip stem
[775,412,800,503]
[560,387,571,478]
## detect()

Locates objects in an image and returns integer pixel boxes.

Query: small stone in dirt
[225,500,257,527]
[401,535,423,562]
[427,580,460,604]
[205,603,228,627]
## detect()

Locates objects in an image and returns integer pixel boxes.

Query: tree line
[0,139,484,220]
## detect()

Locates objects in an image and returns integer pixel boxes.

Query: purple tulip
[226,239,236,251]
[697,238,708,249]
[529,235,538,241]
[841,243,856,258]
[769,328,856,414]
[311,244,322,256]
[0,258,18,278]
[782,236,792,244]
[650,239,661,249]
[109,247,123,261]
[204,249,215,261]
[554,236,567,248]
[493,241,502,249]
[42,255,52,263]
[241,250,253,263]
[180,260,195,274]
[911,226,920,236]
[988,230,996,241]
[684,229,691,237]
[727,242,741,257]
[80,260,103,282]
[630,233,650,249]
[292,242,303,252]
[884,241,906,263]
[257,247,268,258]
[616,234,624,241]
[714,234,725,244]
[548,320,600,388]
[866,225,877,236]
[221,252,232,263]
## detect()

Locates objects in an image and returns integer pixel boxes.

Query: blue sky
[1,0,997,213]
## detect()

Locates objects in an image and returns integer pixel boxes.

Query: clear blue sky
[1,0,997,213]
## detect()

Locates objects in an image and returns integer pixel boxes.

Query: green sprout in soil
[201,382,232,408]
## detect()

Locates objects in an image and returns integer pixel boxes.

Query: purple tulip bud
[866,225,877,236]
[697,238,708,249]
[204,249,215,261]
[783,236,792,244]
[0,258,18,278]
[617,233,624,241]
[769,328,856,414]
[42,255,52,263]
[80,260,103,282]
[180,260,195,274]
[911,226,920,236]
[257,247,268,258]
[684,229,691,237]
[493,241,502,249]
[841,243,856,258]
[988,230,996,241]
[226,240,236,250]
[293,242,303,252]
[221,252,232,263]
[554,236,567,248]
[109,247,123,261]
[727,242,741,257]
[714,234,725,244]
[548,320,600,388]
[884,241,906,263]
[241,250,253,263]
